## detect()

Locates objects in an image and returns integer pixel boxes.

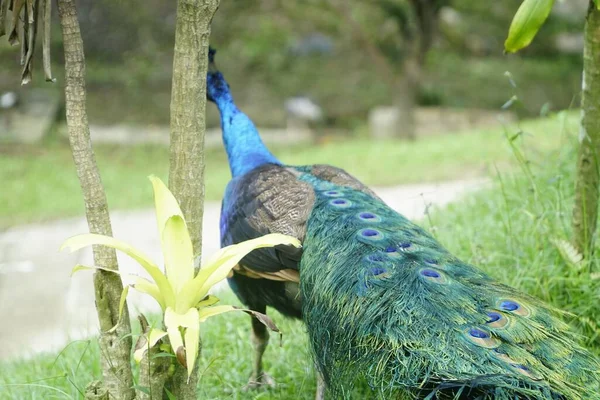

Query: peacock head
[206,47,231,103]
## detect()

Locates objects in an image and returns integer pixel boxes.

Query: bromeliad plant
[61,176,301,380]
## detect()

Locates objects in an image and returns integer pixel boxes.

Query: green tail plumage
[299,176,600,399]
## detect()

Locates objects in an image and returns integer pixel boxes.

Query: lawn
[0,111,577,228]
[1,111,598,399]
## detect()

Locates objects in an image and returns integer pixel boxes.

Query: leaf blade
[162,215,194,294]
[61,233,176,307]
[176,233,301,312]
[504,0,555,53]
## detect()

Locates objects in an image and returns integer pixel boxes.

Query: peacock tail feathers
[298,176,600,399]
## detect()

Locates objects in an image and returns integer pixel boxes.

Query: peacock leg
[315,368,326,400]
[243,304,275,390]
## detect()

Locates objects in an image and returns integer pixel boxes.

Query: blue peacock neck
[213,93,281,178]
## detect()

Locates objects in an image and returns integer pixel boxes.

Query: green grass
[0,111,577,228]
[0,290,318,400]
[1,110,599,399]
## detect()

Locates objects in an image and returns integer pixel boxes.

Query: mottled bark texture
[166,0,220,397]
[57,1,135,399]
[573,2,600,258]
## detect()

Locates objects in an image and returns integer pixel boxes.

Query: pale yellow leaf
[552,239,583,268]
[196,294,219,309]
[108,285,129,333]
[164,306,201,376]
[133,328,167,363]
[133,278,165,310]
[182,309,200,382]
[162,215,194,294]
[61,234,175,307]
[176,234,301,312]
[149,175,185,244]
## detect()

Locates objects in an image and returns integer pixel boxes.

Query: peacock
[207,49,600,399]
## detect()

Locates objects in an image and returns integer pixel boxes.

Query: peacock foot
[243,372,276,391]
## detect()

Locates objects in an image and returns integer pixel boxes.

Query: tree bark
[168,0,219,269]
[393,55,421,140]
[166,0,219,397]
[57,1,135,399]
[573,2,600,258]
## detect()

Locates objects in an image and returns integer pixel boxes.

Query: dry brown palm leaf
[1,0,53,84]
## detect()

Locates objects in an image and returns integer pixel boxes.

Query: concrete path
[0,179,486,361]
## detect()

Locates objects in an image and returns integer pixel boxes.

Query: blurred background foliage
[0,0,587,130]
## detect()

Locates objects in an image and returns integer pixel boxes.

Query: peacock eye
[329,198,352,208]
[369,266,387,276]
[500,300,520,312]
[424,258,438,265]
[419,268,448,284]
[468,328,490,339]
[420,269,440,278]
[496,298,531,317]
[367,254,385,262]
[385,246,397,253]
[462,327,500,348]
[399,242,412,250]
[357,212,381,222]
[323,190,343,197]
[486,312,502,323]
[357,228,384,241]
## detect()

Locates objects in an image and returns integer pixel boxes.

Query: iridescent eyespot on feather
[424,258,438,265]
[366,254,385,263]
[323,190,343,197]
[509,363,543,381]
[486,311,510,329]
[357,212,382,222]
[399,242,412,250]
[462,327,500,348]
[357,228,384,241]
[496,299,531,317]
[368,266,389,278]
[419,268,448,284]
[329,198,352,208]
[383,246,402,258]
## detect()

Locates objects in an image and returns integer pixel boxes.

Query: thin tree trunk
[394,56,421,140]
[56,1,135,399]
[165,0,219,397]
[573,2,600,258]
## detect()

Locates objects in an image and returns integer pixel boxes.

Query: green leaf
[164,388,177,400]
[133,385,151,395]
[176,233,301,313]
[62,233,175,307]
[163,215,194,294]
[504,0,555,53]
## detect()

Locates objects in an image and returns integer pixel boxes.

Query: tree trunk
[165,0,219,397]
[573,2,600,258]
[393,56,421,140]
[56,1,135,399]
